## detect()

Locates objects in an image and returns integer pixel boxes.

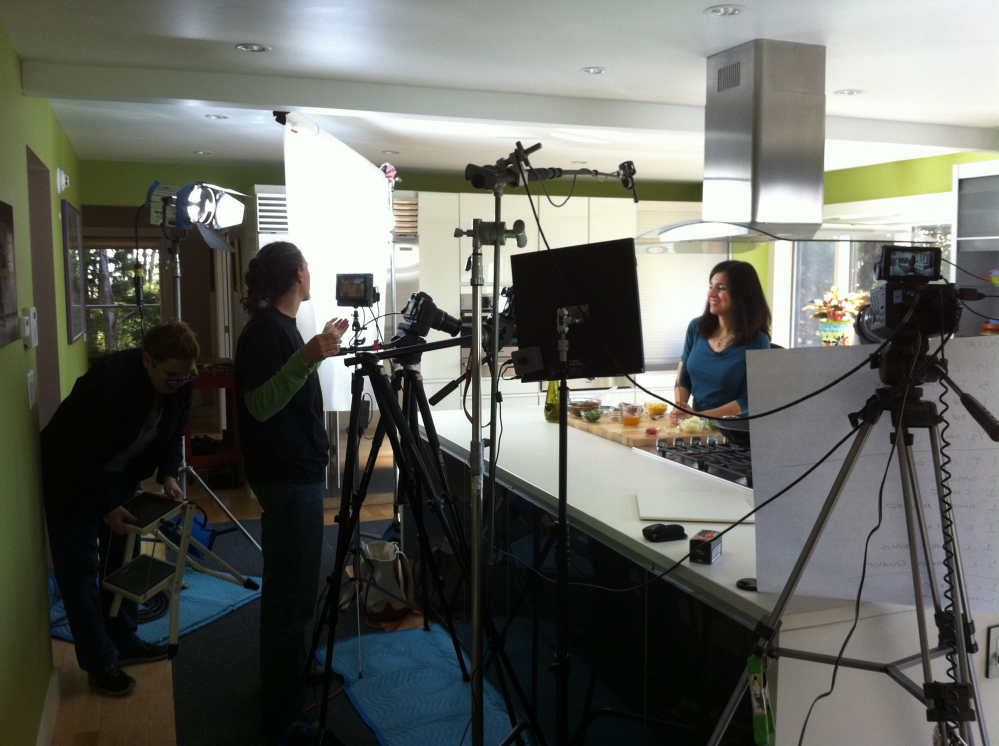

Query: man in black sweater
[42,319,200,696]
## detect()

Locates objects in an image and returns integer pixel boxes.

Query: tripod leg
[895,432,937,686]
[707,421,877,746]
[366,362,471,681]
[186,466,262,552]
[407,370,548,741]
[928,427,990,746]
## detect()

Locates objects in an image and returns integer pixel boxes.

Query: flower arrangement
[803,288,869,322]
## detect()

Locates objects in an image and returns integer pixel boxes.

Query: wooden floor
[49,478,398,746]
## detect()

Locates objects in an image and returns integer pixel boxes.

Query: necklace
[711,332,733,350]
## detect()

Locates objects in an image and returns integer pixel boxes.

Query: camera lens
[429,307,462,336]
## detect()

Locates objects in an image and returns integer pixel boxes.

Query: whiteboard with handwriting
[747,336,999,611]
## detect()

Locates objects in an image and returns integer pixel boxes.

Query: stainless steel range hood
[664,39,827,243]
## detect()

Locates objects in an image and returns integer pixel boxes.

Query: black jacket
[40,348,192,517]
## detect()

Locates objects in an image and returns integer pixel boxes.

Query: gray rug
[172,518,392,746]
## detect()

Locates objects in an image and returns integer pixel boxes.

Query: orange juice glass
[621,404,642,426]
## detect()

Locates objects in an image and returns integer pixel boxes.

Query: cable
[942,257,991,284]
[958,302,999,322]
[530,167,579,208]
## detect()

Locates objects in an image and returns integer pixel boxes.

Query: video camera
[855,245,961,342]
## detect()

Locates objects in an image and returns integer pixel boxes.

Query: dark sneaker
[88,664,136,696]
[118,639,169,666]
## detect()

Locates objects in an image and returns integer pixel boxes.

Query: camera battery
[690,529,722,564]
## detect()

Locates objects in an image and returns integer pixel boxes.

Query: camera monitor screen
[877,246,942,282]
[336,273,376,307]
[510,238,645,383]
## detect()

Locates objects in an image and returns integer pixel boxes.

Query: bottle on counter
[544,380,560,423]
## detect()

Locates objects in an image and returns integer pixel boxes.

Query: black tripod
[310,338,546,744]
[708,338,996,746]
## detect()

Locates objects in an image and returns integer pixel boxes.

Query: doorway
[27,147,61,429]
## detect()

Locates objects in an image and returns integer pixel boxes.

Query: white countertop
[426,406,897,629]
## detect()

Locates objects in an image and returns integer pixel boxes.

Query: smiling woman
[672,259,771,421]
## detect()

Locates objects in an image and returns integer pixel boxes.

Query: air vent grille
[718,62,741,92]
[393,198,418,241]
[257,193,289,234]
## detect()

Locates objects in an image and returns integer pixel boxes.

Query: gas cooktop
[655,436,753,487]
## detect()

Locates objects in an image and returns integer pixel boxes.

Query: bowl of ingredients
[567,399,601,419]
[678,415,707,434]
[645,402,668,418]
[582,408,603,422]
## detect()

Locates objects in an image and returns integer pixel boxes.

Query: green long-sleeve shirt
[243,350,319,421]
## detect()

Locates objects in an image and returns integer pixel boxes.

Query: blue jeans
[45,501,141,672]
[252,481,325,733]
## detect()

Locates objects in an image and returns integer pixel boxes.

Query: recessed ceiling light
[581,66,608,75]
[205,114,229,120]
[382,149,400,155]
[194,151,212,156]
[235,43,269,52]
[703,5,745,16]
[834,88,865,96]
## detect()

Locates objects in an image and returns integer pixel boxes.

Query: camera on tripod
[854,245,961,342]
[397,291,462,338]
[336,273,380,308]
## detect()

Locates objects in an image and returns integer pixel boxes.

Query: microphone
[619,161,639,203]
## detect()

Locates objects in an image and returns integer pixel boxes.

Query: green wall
[80,160,284,207]
[824,152,999,204]
[0,23,85,746]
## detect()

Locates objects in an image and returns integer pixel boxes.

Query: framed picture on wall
[0,199,19,349]
[62,200,86,343]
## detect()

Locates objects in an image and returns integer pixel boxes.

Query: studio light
[174,182,246,231]
[146,180,246,254]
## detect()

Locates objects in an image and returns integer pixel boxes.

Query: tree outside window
[85,246,161,361]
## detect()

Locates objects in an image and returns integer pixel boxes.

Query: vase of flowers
[803,288,869,346]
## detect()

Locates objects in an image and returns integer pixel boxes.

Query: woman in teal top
[671,260,771,422]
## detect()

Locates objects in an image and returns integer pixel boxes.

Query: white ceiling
[2,0,997,182]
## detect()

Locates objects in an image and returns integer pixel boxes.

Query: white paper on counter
[747,338,999,611]
[636,490,755,524]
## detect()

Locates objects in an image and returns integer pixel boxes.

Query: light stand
[157,205,260,554]
[463,142,640,745]
[707,339,997,746]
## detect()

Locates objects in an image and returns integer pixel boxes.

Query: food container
[582,408,603,422]
[644,426,660,437]
[567,399,601,418]
[645,402,668,418]
[621,403,643,427]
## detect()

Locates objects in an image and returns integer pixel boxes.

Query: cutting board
[565,414,721,447]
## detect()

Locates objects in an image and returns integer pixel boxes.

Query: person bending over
[42,319,200,696]
[671,260,771,423]
[234,241,348,742]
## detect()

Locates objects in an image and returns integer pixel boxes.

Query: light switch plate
[987,625,999,680]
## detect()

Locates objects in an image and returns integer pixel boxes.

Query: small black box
[690,529,722,564]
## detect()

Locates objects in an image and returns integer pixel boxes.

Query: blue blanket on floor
[320,626,516,746]
[49,569,261,646]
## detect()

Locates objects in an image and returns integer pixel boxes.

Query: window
[791,241,837,347]
[85,245,161,357]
